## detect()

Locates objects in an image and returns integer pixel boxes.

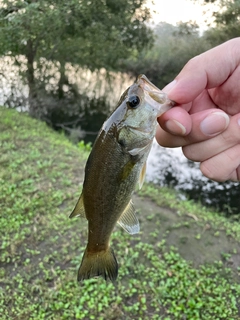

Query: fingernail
[165,119,187,135]
[200,112,229,136]
[163,80,177,93]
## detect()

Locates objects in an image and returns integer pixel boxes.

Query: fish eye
[127,95,140,108]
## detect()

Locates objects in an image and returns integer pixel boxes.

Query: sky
[146,0,215,31]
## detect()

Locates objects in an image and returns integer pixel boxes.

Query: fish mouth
[137,75,175,116]
[137,74,161,93]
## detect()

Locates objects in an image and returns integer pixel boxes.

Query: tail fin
[78,247,118,282]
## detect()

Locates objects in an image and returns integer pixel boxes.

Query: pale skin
[156,37,240,182]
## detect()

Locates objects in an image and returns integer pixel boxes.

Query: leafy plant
[1,107,240,319]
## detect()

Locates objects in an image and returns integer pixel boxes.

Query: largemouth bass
[70,75,174,282]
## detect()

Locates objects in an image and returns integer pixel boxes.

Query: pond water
[147,140,240,216]
[0,56,133,110]
[1,57,239,216]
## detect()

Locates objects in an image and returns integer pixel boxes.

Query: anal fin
[117,200,139,234]
[69,193,86,218]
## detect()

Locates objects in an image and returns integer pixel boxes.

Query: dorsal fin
[69,193,86,218]
[139,162,146,189]
[117,200,139,234]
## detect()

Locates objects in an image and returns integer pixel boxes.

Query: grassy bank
[0,107,240,319]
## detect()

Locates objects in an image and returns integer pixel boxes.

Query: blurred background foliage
[0,0,153,137]
[0,0,240,140]
[195,0,240,45]
[1,2,240,317]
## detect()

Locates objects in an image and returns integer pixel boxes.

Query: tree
[0,0,153,117]
[194,0,240,45]
[123,22,211,89]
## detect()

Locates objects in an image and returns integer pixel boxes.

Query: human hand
[156,38,240,182]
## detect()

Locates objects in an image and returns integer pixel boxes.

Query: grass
[0,106,240,319]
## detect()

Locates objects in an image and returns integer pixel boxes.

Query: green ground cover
[0,107,240,319]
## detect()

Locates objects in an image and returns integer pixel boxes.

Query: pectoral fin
[69,193,86,218]
[139,162,146,189]
[117,200,139,234]
[119,160,135,182]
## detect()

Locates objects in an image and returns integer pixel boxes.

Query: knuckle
[182,145,200,162]
[200,162,213,180]
[200,161,226,182]
[220,116,240,144]
[184,56,200,70]
[156,129,185,148]
[156,134,170,147]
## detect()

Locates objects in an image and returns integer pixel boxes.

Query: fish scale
[70,75,175,282]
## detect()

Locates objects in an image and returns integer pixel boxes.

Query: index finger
[163,38,240,105]
[156,109,230,148]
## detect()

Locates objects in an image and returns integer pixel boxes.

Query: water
[1,57,240,215]
[147,141,240,215]
[0,56,28,109]
[0,56,133,109]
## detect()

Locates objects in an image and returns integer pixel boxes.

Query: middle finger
[183,113,240,162]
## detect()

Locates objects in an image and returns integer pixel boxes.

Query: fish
[70,74,174,282]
